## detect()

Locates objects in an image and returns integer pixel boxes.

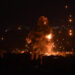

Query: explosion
[25,16,55,58]
[25,16,74,60]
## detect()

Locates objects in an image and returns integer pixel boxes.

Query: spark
[69,18,72,23]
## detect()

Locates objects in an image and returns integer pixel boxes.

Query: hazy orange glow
[44,51,73,57]
[44,21,47,25]
[11,49,74,58]
[69,32,72,36]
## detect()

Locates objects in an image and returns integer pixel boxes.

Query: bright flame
[46,34,52,40]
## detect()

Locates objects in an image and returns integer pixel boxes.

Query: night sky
[0,0,75,50]
[0,1,75,74]
[0,0,75,26]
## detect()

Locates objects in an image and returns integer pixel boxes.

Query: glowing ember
[44,21,47,25]
[65,5,68,9]
[38,16,48,26]
[69,29,73,36]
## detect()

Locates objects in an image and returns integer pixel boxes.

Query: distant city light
[65,5,68,9]
[69,29,73,36]
[69,14,72,17]
[69,18,72,23]
[1,36,4,40]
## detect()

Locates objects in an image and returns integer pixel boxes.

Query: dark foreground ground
[0,53,75,75]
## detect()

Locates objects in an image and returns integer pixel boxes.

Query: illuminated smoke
[25,16,74,60]
[26,16,54,57]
